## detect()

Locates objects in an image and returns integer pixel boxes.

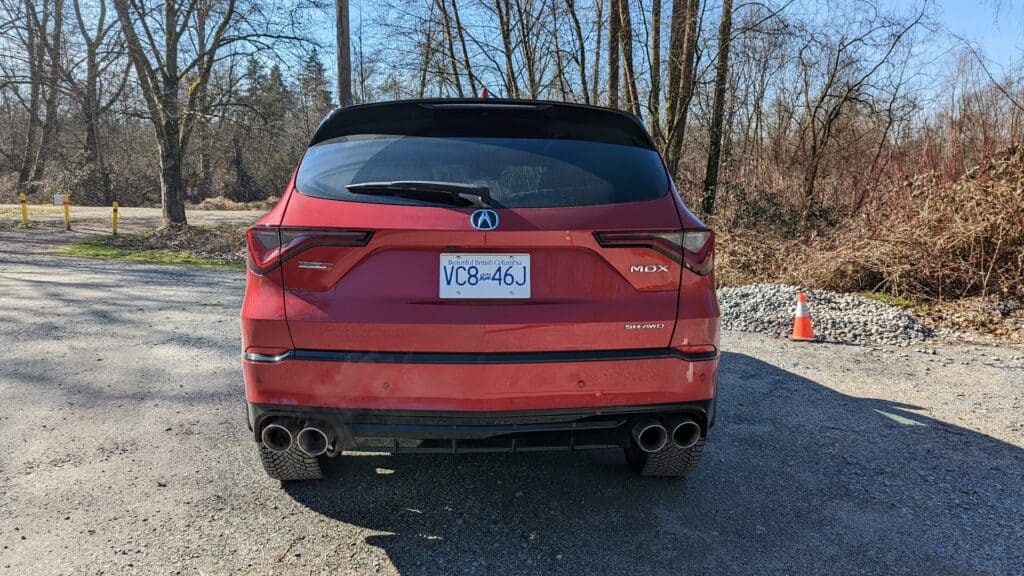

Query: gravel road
[1,228,1023,575]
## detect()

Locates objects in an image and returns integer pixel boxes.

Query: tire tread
[630,438,706,477]
[257,444,325,481]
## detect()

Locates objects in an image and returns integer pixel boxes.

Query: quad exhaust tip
[261,422,294,453]
[668,416,701,449]
[632,418,669,453]
[296,426,331,457]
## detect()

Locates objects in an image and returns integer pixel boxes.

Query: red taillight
[246,227,373,274]
[247,227,282,274]
[681,230,714,275]
[595,229,714,275]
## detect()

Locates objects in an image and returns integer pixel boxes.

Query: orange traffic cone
[789,292,816,341]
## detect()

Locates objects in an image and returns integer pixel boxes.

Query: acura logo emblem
[470,209,499,231]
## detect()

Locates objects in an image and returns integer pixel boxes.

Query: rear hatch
[274,101,685,353]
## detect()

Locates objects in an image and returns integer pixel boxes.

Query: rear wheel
[257,444,325,481]
[625,438,706,478]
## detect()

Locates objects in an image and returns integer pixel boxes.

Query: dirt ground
[0,225,1022,575]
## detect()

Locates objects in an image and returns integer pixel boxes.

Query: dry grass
[717,145,1024,301]
[58,223,247,270]
[188,196,279,211]
[714,145,1023,338]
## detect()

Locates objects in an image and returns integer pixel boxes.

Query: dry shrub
[112,223,247,262]
[189,196,279,211]
[716,145,1024,302]
[830,145,1023,300]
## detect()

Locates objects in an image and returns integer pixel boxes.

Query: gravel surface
[1,229,1023,575]
[719,283,934,346]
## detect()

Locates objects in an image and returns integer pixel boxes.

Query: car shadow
[282,351,1023,575]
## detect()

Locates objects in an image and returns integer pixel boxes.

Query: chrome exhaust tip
[668,416,701,449]
[296,426,331,457]
[632,418,669,453]
[261,421,294,453]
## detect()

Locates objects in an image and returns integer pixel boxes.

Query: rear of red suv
[242,99,720,481]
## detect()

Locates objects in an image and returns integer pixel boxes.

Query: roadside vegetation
[57,225,246,271]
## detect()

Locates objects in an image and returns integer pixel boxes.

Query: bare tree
[701,0,732,216]
[112,0,307,225]
[607,0,619,107]
[617,0,640,115]
[337,0,352,106]
[565,0,589,103]
[647,0,661,136]
[63,0,129,203]
[663,0,700,174]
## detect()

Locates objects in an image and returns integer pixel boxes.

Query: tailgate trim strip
[246,348,718,364]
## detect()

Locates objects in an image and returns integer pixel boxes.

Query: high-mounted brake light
[246,227,373,274]
[595,229,714,275]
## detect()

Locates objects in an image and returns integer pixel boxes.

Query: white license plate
[439,254,530,299]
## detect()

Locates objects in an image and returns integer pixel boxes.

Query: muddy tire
[625,438,706,478]
[257,444,325,481]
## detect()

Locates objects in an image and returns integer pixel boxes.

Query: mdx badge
[630,264,669,273]
[470,209,499,231]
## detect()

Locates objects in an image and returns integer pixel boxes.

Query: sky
[934,0,1022,69]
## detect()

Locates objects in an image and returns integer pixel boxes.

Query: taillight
[681,230,714,275]
[595,229,714,275]
[246,227,373,274]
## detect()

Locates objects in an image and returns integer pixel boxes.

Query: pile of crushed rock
[718,284,934,346]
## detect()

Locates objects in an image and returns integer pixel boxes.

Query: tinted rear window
[295,102,669,209]
[296,135,668,208]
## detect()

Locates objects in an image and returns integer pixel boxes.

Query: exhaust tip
[296,427,331,457]
[669,417,701,449]
[632,418,669,453]
[261,422,293,453]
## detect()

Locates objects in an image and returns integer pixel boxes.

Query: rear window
[294,101,669,209]
[295,135,669,208]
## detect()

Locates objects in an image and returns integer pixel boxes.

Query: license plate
[439,254,530,299]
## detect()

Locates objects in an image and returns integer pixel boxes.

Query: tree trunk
[336,0,352,106]
[18,0,43,185]
[648,0,661,138]
[32,0,63,182]
[701,0,732,217]
[566,0,589,104]
[435,0,463,97]
[663,0,685,141]
[159,134,187,224]
[591,0,603,104]
[618,0,640,116]
[607,0,620,108]
[450,0,477,94]
[494,0,518,98]
[664,0,699,175]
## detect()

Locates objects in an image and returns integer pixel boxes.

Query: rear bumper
[248,400,715,453]
[243,348,718,412]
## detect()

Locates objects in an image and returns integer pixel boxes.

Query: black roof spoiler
[309,98,656,149]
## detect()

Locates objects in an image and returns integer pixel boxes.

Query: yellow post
[112,201,119,235]
[62,194,71,231]
[19,193,28,227]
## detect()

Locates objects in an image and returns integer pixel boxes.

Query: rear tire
[625,438,705,478]
[257,444,325,481]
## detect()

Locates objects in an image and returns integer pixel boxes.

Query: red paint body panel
[279,192,686,353]
[244,356,717,412]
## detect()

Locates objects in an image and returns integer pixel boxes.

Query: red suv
[242,99,719,481]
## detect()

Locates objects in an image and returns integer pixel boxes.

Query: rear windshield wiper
[346,181,491,207]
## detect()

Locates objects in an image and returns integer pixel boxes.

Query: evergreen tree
[298,49,335,129]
